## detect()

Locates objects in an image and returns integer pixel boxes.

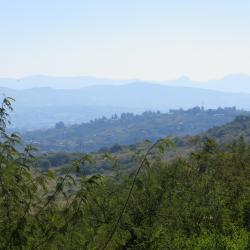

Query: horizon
[1,73,250,95]
[1,72,250,82]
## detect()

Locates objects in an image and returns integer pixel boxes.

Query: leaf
[87,175,101,185]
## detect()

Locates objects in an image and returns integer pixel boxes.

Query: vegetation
[24,106,249,152]
[1,98,250,249]
[38,114,250,175]
[207,115,250,143]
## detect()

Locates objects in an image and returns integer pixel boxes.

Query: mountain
[205,74,250,93]
[1,73,250,93]
[1,82,250,129]
[23,107,250,153]
[0,75,135,89]
[166,74,250,93]
[2,82,250,110]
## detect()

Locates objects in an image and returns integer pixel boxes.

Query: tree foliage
[1,98,250,249]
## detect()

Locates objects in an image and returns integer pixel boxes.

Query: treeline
[24,106,249,152]
[1,98,250,249]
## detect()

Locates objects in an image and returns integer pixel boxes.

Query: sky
[0,0,249,81]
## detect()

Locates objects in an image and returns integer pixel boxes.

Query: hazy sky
[0,0,249,80]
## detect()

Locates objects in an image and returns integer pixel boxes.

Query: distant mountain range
[0,75,135,89]
[0,74,250,129]
[162,74,250,93]
[1,82,250,130]
[1,82,250,110]
[1,73,250,93]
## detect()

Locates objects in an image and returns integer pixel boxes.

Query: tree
[55,121,65,129]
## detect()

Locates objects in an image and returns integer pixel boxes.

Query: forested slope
[207,115,250,143]
[38,114,250,176]
[24,107,249,152]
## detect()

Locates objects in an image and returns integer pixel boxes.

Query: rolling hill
[24,107,250,153]
[37,113,250,175]
[206,115,250,143]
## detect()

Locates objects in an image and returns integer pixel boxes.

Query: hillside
[38,114,250,176]
[207,115,250,143]
[24,107,250,153]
